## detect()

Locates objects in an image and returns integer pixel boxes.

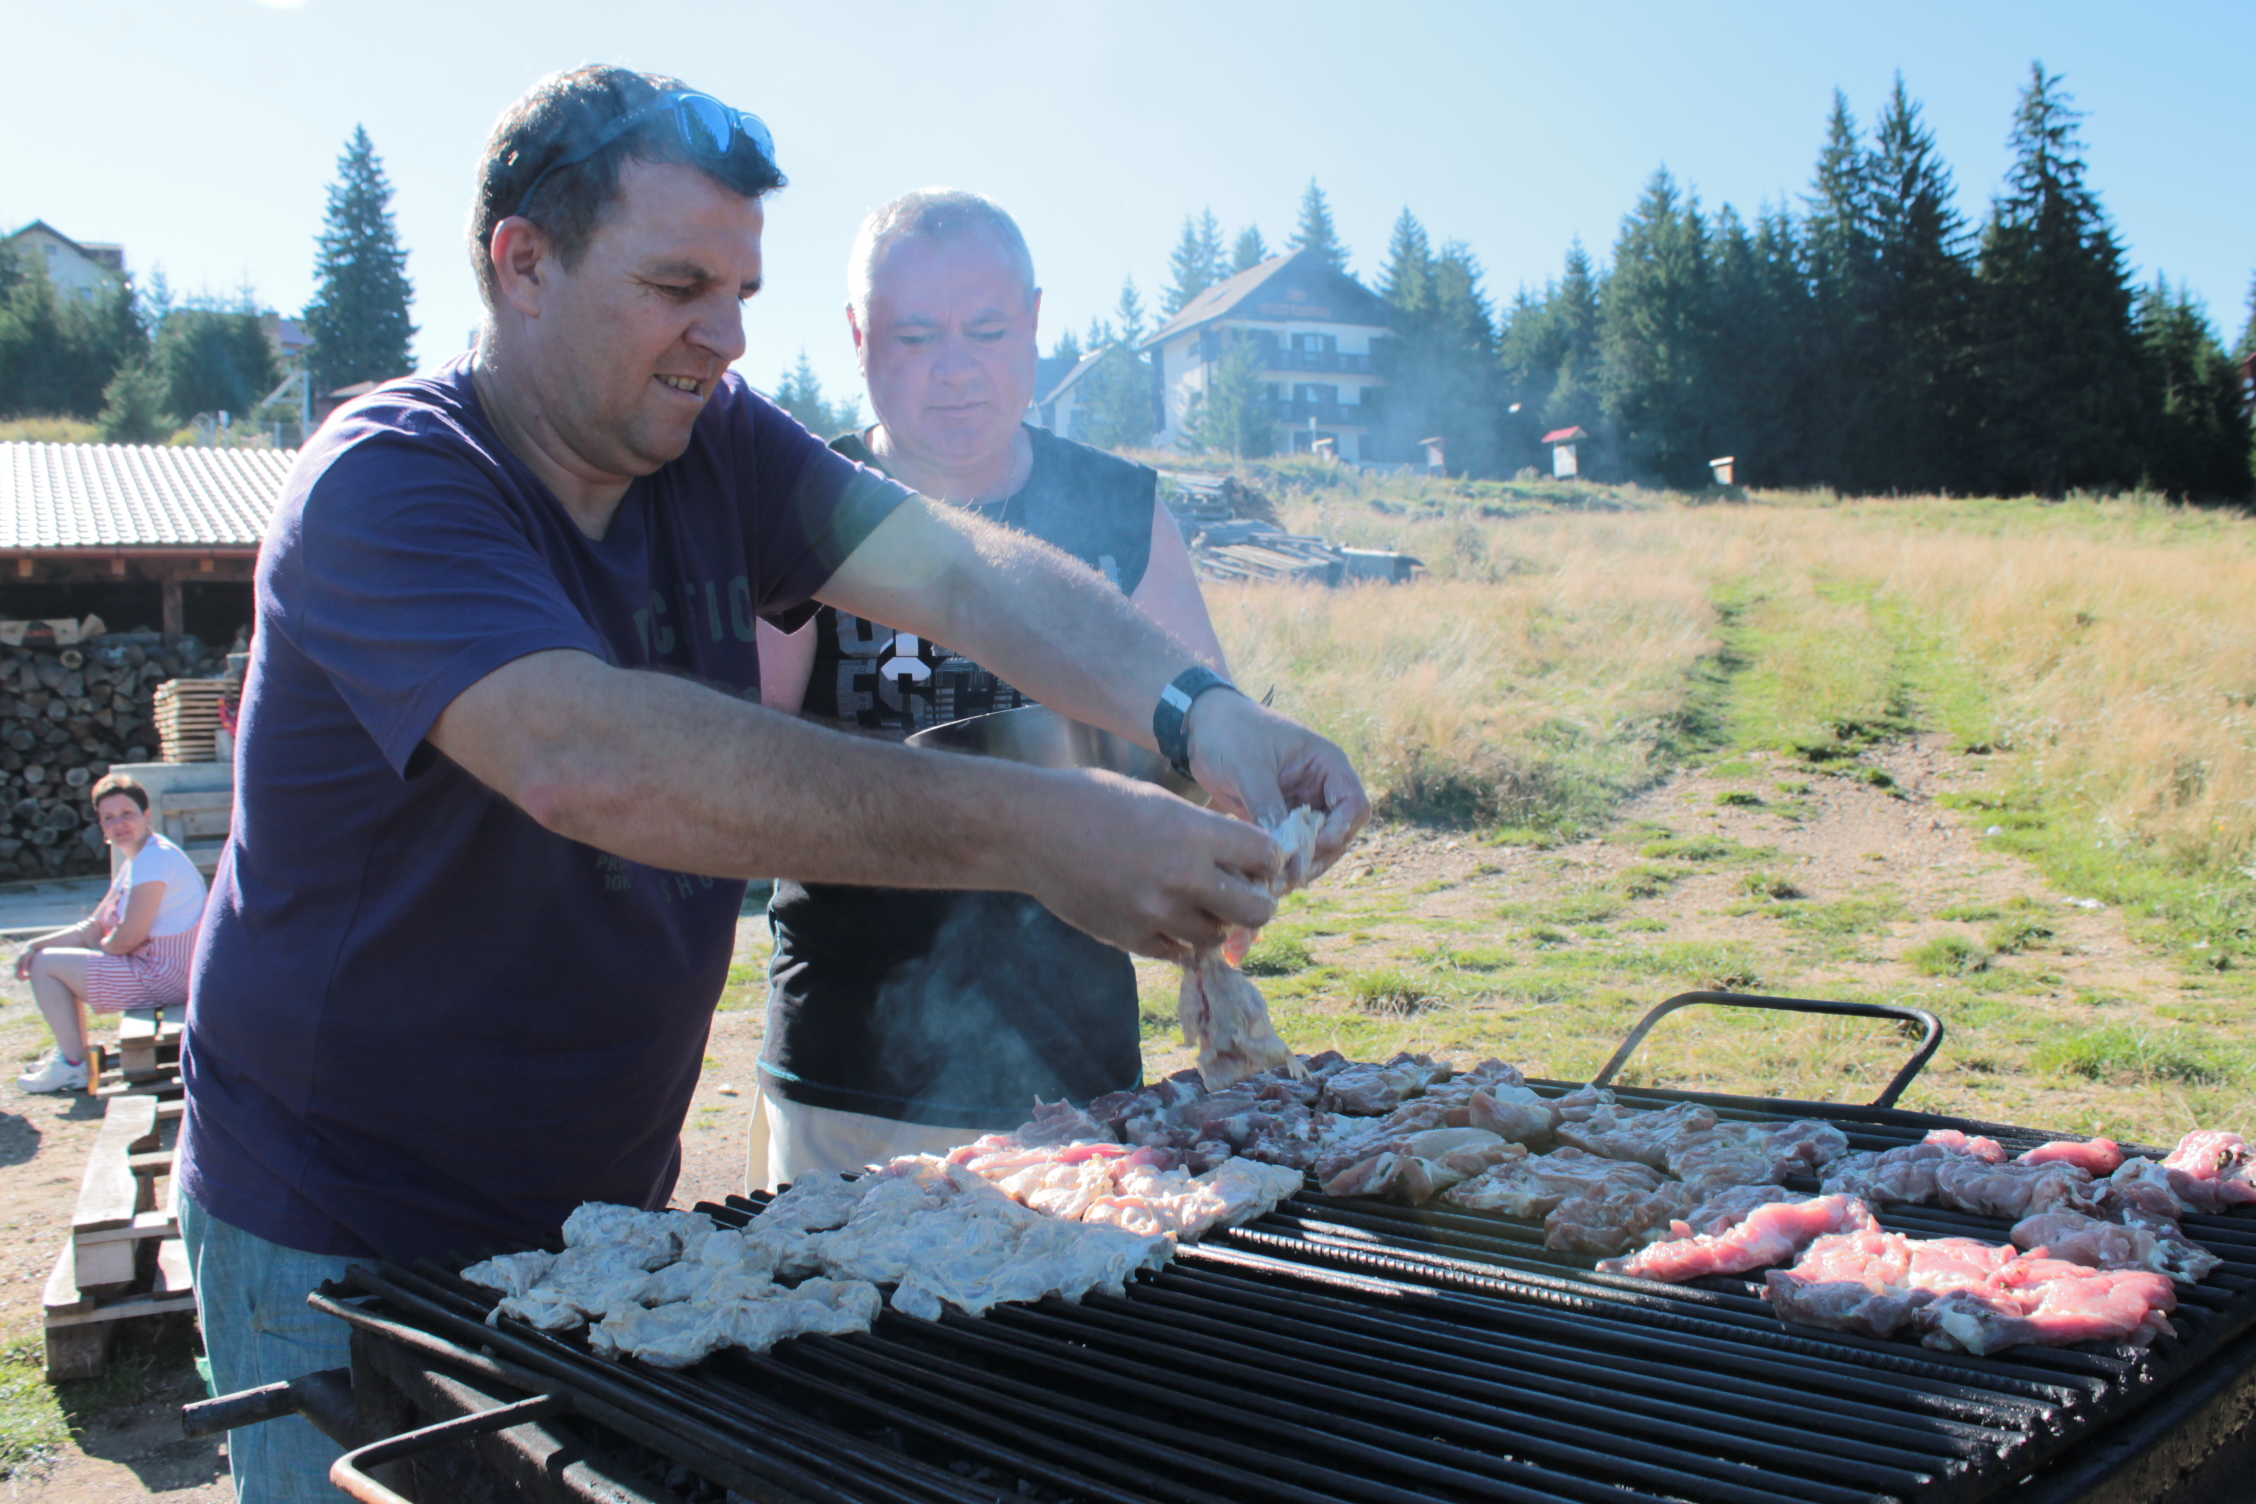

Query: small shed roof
[1541,426,1589,445]
[1,442,294,552]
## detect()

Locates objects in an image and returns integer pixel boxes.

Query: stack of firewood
[0,635,228,881]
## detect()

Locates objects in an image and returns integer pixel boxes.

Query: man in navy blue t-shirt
[176,64,1366,1504]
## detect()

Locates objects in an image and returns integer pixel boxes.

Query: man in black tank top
[753,189,1231,1184]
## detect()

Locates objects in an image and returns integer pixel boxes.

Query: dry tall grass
[1207,475,2256,879]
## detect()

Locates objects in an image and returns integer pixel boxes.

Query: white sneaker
[17,1053,88,1094]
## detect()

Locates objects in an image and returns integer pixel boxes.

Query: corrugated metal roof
[0,442,294,550]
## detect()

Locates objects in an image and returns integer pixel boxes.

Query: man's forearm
[434,649,1102,888]
[816,499,1201,754]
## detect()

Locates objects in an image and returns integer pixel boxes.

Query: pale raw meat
[1544,1182,1702,1256]
[950,1133,1303,1241]
[1084,1157,1305,1241]
[1465,1084,1559,1143]
[1178,808,1327,1089]
[1554,1100,1720,1167]
[1549,1085,1615,1122]
[1663,1118,1851,1191]
[2159,1131,2256,1210]
[459,1250,556,1297]
[1676,1184,1804,1237]
[2018,1138,2125,1175]
[1919,1262,2177,1355]
[1923,1129,2008,1163]
[2010,1210,2220,1285]
[1597,1194,1879,1281]
[1761,1231,2015,1338]
[1316,1128,1524,1204]
[1932,1156,2097,1219]
[1320,1052,1454,1115]
[2096,1157,2195,1225]
[1442,1148,1667,1219]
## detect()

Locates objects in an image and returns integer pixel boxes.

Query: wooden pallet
[154,679,233,764]
[44,1094,192,1379]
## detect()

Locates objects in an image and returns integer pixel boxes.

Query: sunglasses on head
[513,91,779,220]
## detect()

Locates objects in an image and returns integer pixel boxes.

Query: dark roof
[1,443,293,551]
[1139,247,1394,350]
[1541,426,1589,444]
[1037,348,1110,405]
[4,220,124,274]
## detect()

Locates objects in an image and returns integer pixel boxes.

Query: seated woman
[13,773,210,1093]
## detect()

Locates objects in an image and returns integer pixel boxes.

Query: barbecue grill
[186,994,2256,1504]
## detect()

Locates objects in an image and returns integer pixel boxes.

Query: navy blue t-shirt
[177,358,910,1262]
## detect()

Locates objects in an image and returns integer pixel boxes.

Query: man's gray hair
[848,188,1037,322]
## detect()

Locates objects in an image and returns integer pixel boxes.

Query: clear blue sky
[5,0,2250,411]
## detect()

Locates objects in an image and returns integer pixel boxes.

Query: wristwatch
[1152,666,1241,781]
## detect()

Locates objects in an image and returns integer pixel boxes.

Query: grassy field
[1133,460,2256,1145]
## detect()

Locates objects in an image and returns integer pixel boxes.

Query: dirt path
[0,741,2213,1497]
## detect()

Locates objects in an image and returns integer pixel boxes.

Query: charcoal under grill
[193,996,2256,1504]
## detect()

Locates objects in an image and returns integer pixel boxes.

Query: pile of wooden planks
[44,1091,193,1380]
[90,1003,185,1095]
[153,679,233,764]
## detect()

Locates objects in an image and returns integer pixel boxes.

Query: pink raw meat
[1596,1194,1879,1282]
[1932,1157,2098,1220]
[1923,1129,2008,1163]
[2017,1138,2125,1175]
[2011,1210,2221,1285]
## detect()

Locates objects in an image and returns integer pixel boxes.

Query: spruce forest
[1126,64,2255,499]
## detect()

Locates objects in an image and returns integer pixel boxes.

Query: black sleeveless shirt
[762,426,1161,1128]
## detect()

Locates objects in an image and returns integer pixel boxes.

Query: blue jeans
[179,1192,360,1504]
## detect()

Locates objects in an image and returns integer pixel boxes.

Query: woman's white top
[115,832,209,938]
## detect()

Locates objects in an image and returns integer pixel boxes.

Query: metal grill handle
[329,1393,566,1504]
[1591,990,1944,1109]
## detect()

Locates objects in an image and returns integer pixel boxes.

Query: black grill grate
[323,1083,2256,1504]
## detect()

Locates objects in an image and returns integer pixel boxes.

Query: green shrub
[1348,969,1436,1017]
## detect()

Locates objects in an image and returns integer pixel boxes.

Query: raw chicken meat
[1922,1129,2007,1163]
[1465,1084,1560,1143]
[1544,1182,1702,1256]
[1554,1100,1721,1167]
[1548,1085,1616,1123]
[1821,1143,1959,1205]
[1177,808,1327,1089]
[2018,1138,2125,1175]
[1320,1052,1455,1116]
[1932,1156,2099,1220]
[1441,1148,1668,1219]
[1663,1118,1850,1191]
[2010,1210,2220,1285]
[459,1250,556,1297]
[1764,1230,2180,1353]
[2159,1130,2256,1210]
[587,1277,881,1367]
[1672,1184,1804,1237]
[948,1133,1304,1240]
[1596,1194,1879,1282]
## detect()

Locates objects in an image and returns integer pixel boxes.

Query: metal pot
[905,705,1207,804]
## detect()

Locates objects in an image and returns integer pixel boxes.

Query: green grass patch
[2033,1027,2239,1087]
[1937,901,2006,922]
[0,1337,68,1480]
[1240,934,1315,976]
[1499,892,1620,926]
[1616,864,1687,899]
[1348,969,1439,1017]
[1739,870,1803,901]
[1707,758,1760,779]
[1716,790,1765,808]
[1640,834,1771,863]
[1776,895,1907,937]
[1985,917,2055,955]
[1907,934,1987,977]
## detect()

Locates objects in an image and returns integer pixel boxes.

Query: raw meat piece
[2096,1158,2194,1225]
[1084,1157,1305,1241]
[1554,1100,1721,1167]
[1663,1118,1850,1191]
[1932,1157,2097,1220]
[755,1173,872,1237]
[1178,808,1326,1089]
[2162,1130,2252,1180]
[1544,1182,1703,1256]
[1442,1148,1667,1219]
[2010,1211,2220,1285]
[1765,1271,1932,1338]
[1822,1143,1953,1205]
[1015,1098,1110,1147]
[1465,1084,1559,1143]
[1320,1053,1453,1115]
[459,1250,556,1297]
[2018,1138,2125,1175]
[1918,1263,2177,1355]
[1923,1129,2008,1163]
[1596,1195,1879,1282]
[1677,1184,1803,1237]
[1549,1085,1615,1122]
[1318,1129,1525,1204]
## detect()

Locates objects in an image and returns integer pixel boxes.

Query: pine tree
[1230,226,1269,273]
[2135,280,2251,500]
[1163,210,1225,316]
[1597,170,1720,487]
[1189,338,1275,457]
[154,295,279,421]
[1076,279,1155,450]
[1973,63,2143,495]
[1378,209,1433,318]
[1114,277,1146,344]
[1865,75,1975,491]
[98,359,169,442]
[304,125,416,391]
[1289,180,1348,272]
[0,253,147,420]
[1802,91,1882,488]
[772,349,860,437]
[1049,328,1083,365]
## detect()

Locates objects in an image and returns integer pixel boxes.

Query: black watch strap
[1153,666,1239,781]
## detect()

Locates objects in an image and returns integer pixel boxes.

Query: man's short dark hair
[469,65,786,305]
